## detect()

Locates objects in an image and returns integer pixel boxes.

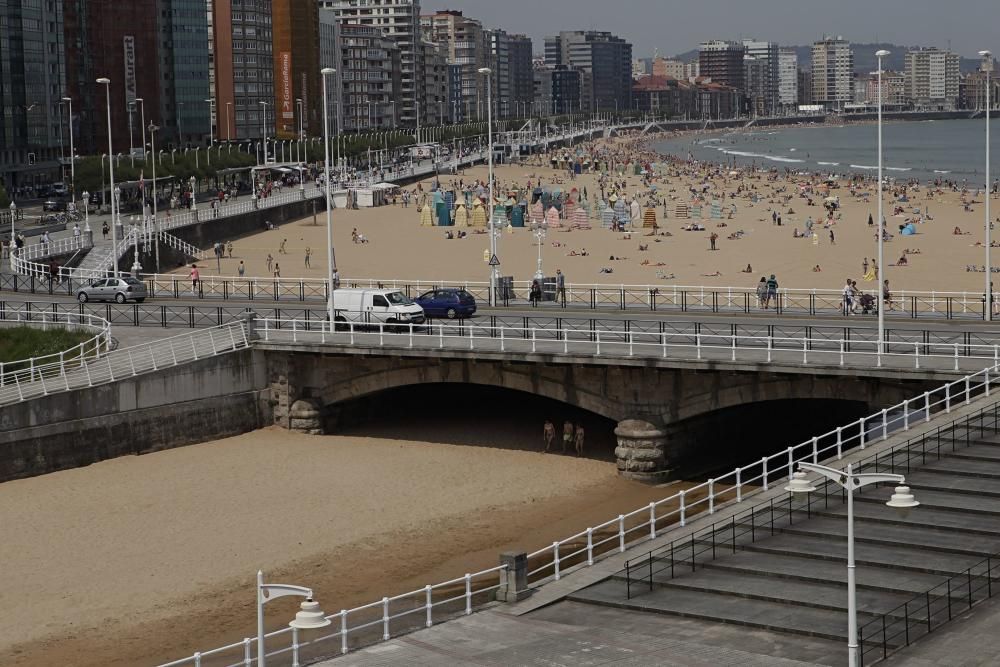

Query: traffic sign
[488,254,500,266]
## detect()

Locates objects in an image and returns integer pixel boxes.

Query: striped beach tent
[419,204,434,226]
[572,206,590,229]
[454,203,469,227]
[545,205,561,228]
[642,207,658,229]
[530,200,545,224]
[470,200,487,227]
[600,205,615,228]
[674,202,689,218]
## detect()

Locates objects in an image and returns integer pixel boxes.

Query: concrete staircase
[568,420,1000,664]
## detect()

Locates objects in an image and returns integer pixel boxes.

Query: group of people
[543,419,585,456]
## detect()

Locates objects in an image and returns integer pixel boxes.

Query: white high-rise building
[778,48,798,110]
[319,0,423,127]
[904,48,960,110]
[811,36,854,109]
[741,39,779,115]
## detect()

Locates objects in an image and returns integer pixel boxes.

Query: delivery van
[332,288,426,327]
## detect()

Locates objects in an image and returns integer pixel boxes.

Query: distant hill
[673,43,981,74]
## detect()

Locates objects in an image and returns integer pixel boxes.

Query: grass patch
[0,326,99,366]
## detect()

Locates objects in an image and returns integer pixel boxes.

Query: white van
[333,288,426,327]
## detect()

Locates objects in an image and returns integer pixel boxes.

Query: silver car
[76,277,148,304]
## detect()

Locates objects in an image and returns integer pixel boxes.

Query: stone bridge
[261,342,941,482]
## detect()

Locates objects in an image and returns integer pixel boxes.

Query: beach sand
[0,428,669,666]
[170,142,1000,294]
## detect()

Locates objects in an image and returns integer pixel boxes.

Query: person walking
[765,274,779,309]
[542,419,555,453]
[756,277,767,309]
[189,264,200,293]
[273,263,281,279]
[829,229,835,245]
[574,424,585,457]
[709,232,718,251]
[227,241,234,259]
[304,247,312,268]
[238,260,245,278]
[73,223,81,248]
[279,238,287,254]
[529,279,542,307]
[266,254,273,274]
[556,269,566,307]
[842,278,853,316]
[882,278,894,311]
[562,420,574,454]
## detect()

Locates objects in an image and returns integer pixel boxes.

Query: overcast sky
[427,0,996,58]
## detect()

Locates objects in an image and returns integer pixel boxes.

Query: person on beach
[709,232,718,251]
[279,239,287,254]
[304,247,312,268]
[266,254,273,274]
[574,424,585,457]
[238,261,245,278]
[842,278,853,316]
[543,419,555,453]
[562,420,574,454]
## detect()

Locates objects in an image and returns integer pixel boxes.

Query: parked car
[50,182,68,197]
[76,277,148,304]
[42,199,67,212]
[414,288,477,319]
[333,288,425,326]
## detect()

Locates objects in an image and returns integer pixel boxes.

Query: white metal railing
[256,318,1000,373]
[157,563,509,667]
[0,321,249,406]
[157,343,1000,666]
[15,234,93,261]
[0,311,111,388]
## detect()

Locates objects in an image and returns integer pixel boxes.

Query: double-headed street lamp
[478,66,498,306]
[256,570,330,667]
[875,49,889,362]
[149,123,160,272]
[97,77,118,277]
[786,464,918,667]
[981,50,994,320]
[531,221,547,280]
[322,67,337,326]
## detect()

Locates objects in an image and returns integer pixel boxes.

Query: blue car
[415,288,477,319]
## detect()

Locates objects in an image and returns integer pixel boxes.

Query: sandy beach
[0,428,669,666]
[169,131,1000,294]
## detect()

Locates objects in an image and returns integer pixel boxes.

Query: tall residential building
[508,34,534,117]
[160,0,211,147]
[797,68,814,105]
[653,58,686,80]
[741,40,779,115]
[698,41,745,91]
[421,11,492,121]
[210,0,274,142]
[272,0,321,139]
[489,28,511,117]
[544,30,632,113]
[533,64,581,115]
[866,71,905,105]
[318,11,341,135]
[811,36,854,109]
[684,61,700,80]
[904,48,960,110]
[2,0,66,188]
[320,0,422,128]
[421,39,449,126]
[335,23,401,131]
[777,48,798,110]
[743,56,770,116]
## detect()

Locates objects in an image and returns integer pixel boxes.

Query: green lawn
[0,326,99,366]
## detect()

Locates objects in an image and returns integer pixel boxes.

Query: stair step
[905,470,1000,499]
[948,444,1000,463]
[816,504,1000,537]
[740,534,983,578]
[695,551,951,597]
[920,458,1000,480]
[855,487,1000,517]
[568,579,880,646]
[776,517,1000,557]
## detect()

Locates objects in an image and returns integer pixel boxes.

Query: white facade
[778,48,798,108]
[904,48,960,109]
[742,40,779,115]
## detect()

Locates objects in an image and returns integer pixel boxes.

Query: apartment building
[904,48,960,110]
[545,30,632,113]
[777,48,798,110]
[811,36,854,109]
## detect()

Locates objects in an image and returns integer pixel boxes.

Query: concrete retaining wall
[0,348,270,481]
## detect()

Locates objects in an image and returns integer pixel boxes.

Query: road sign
[488,254,500,266]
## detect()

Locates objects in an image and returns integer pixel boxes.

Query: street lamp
[256,570,330,667]
[97,77,118,277]
[875,49,889,362]
[296,97,304,162]
[135,98,145,157]
[8,201,16,268]
[531,220,547,280]
[61,97,75,204]
[322,67,337,327]
[785,463,918,667]
[981,50,993,321]
[149,123,160,272]
[205,98,216,149]
[479,66,497,306]
[260,101,269,164]
[226,101,233,143]
[81,190,90,233]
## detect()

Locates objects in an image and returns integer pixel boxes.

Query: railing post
[836,427,843,459]
[679,490,686,526]
[619,514,626,552]
[859,417,867,449]
[553,542,561,580]
[762,456,769,490]
[708,479,715,514]
[696,333,701,360]
[425,584,433,627]
[882,408,888,440]
[736,468,742,501]
[966,376,971,405]
[586,527,594,565]
[243,637,252,666]
[946,384,951,413]
[381,596,390,640]
[291,626,300,667]
[464,574,472,615]
[924,391,931,422]
[649,502,657,539]
[787,446,794,480]
[340,610,348,654]
[904,399,910,431]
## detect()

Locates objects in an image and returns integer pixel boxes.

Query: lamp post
[226,101,233,143]
[8,201,15,268]
[531,221,547,280]
[256,570,330,667]
[322,67,337,327]
[785,463,918,667]
[149,124,160,272]
[479,67,497,306]
[97,77,118,277]
[205,97,216,149]
[190,176,197,211]
[61,97,75,204]
[260,101,269,164]
[875,49,889,362]
[296,97,304,162]
[135,98,145,157]
[81,190,90,234]
[982,50,993,320]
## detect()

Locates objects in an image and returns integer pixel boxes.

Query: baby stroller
[859,293,878,315]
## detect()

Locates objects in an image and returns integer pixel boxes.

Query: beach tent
[600,205,615,228]
[571,207,590,229]
[511,202,526,228]
[529,200,545,224]
[630,199,642,227]
[470,200,487,227]
[711,201,722,219]
[690,204,703,219]
[901,223,916,236]
[613,197,627,221]
[454,203,469,227]
[419,204,434,227]
[493,204,508,229]
[675,202,689,219]
[545,205,561,228]
[642,207,658,229]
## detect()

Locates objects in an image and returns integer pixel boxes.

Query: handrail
[0,310,111,388]
[16,234,93,261]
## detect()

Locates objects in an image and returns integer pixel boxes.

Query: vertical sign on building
[300,72,308,134]
[123,36,137,103]
[280,52,293,131]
